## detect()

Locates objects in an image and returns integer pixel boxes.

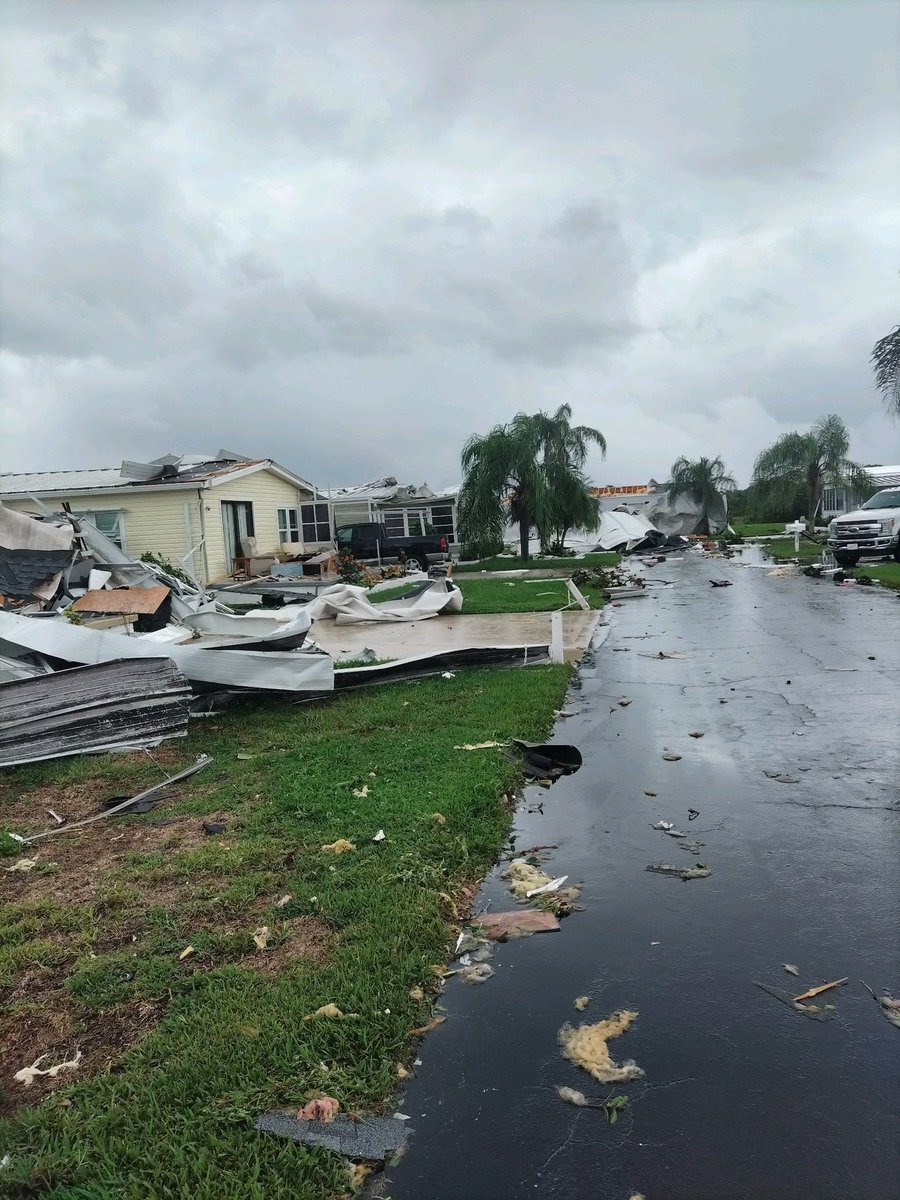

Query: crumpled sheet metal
[255,1111,409,1157]
[0,503,76,601]
[307,580,463,625]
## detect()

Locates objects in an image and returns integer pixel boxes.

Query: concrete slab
[311,610,602,664]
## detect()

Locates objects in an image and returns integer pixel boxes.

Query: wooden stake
[792,978,848,1003]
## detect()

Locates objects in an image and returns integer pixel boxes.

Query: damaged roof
[0,453,316,499]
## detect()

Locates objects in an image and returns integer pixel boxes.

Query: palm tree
[458,406,606,562]
[751,414,873,528]
[871,324,900,417]
[536,404,606,551]
[666,456,736,534]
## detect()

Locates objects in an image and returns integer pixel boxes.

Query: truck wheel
[408,554,428,572]
[834,553,859,567]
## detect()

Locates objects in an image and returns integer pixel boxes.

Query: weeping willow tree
[458,405,606,562]
[666,455,736,535]
[751,414,873,528]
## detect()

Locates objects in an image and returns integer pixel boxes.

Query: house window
[382,510,405,538]
[78,510,125,549]
[277,507,301,543]
[429,503,456,543]
[299,502,331,543]
[405,509,427,536]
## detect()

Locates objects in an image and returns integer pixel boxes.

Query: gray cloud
[1,0,898,490]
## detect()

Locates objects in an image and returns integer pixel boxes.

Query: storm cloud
[1,0,897,488]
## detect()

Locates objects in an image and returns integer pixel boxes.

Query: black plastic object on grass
[509,739,582,781]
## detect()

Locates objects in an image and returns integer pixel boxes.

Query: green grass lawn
[454,551,619,572]
[732,522,790,537]
[850,562,900,589]
[373,577,605,614]
[760,538,827,564]
[0,666,572,1198]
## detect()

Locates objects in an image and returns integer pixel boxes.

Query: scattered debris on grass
[860,980,900,1029]
[372,829,386,842]
[558,1010,644,1083]
[275,894,292,908]
[303,1004,349,1021]
[297,1096,339,1121]
[783,964,800,976]
[178,945,195,961]
[352,785,369,798]
[4,856,38,872]
[202,821,226,835]
[574,996,590,1011]
[646,862,711,880]
[454,741,504,750]
[431,813,446,825]
[408,986,425,1001]
[322,839,356,854]
[14,1050,82,1088]
[479,910,560,939]
[252,926,272,950]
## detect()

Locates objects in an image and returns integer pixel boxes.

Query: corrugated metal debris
[0,657,192,767]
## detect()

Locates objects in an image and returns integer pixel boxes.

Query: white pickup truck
[827,488,900,567]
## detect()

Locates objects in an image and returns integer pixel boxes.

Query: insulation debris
[322,839,356,854]
[4,857,38,873]
[461,963,494,984]
[503,859,582,913]
[454,741,504,750]
[303,1004,348,1020]
[14,1050,82,1088]
[252,926,272,950]
[297,1096,340,1122]
[558,1010,644,1084]
[574,996,591,1011]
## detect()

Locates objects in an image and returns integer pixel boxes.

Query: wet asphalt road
[383,552,900,1200]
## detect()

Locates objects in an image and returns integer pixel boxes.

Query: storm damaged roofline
[0,458,317,500]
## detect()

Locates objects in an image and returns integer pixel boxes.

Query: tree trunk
[807,469,821,531]
[519,515,530,563]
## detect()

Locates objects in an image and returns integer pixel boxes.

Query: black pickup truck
[335,523,449,572]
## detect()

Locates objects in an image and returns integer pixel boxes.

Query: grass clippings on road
[0,664,571,1199]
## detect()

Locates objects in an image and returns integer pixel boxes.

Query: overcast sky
[1,0,898,489]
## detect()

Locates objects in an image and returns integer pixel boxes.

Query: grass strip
[0,665,571,1198]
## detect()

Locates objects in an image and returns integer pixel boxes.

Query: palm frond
[871,324,900,416]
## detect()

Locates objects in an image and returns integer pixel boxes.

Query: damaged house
[0,452,323,584]
[324,478,459,544]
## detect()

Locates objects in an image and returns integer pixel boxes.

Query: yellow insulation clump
[558,1009,644,1084]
